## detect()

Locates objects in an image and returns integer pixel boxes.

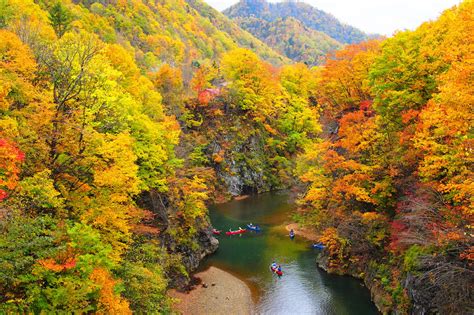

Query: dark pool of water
[201,191,379,315]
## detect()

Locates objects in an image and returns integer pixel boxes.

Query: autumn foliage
[0,0,316,312]
[297,1,473,313]
[0,139,24,200]
[0,0,472,313]
[0,0,213,312]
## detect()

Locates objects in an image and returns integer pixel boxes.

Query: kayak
[312,243,325,249]
[226,229,246,236]
[271,265,283,277]
[212,229,221,235]
[246,224,261,232]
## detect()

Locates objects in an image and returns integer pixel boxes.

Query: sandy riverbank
[285,223,319,242]
[169,266,253,315]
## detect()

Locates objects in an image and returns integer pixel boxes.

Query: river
[200,191,379,315]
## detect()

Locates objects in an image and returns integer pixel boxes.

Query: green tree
[48,2,73,38]
[0,0,13,28]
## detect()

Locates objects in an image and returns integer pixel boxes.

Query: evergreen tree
[48,2,73,38]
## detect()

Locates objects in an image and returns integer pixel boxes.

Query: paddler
[271,261,277,270]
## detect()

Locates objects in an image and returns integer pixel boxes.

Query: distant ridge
[223,0,374,64]
[225,0,370,44]
[234,16,343,65]
[186,0,289,65]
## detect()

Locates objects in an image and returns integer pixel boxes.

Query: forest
[232,16,342,65]
[0,0,472,313]
[296,2,473,312]
[224,0,370,44]
[224,0,371,65]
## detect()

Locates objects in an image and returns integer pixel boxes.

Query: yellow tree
[315,40,381,118]
[79,132,140,262]
[221,48,280,121]
[278,63,321,153]
[414,0,474,221]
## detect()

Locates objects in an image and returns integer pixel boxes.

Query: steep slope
[185,0,289,65]
[224,0,370,45]
[0,0,316,312]
[296,1,473,313]
[234,16,342,65]
[54,0,286,68]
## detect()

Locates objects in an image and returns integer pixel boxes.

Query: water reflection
[202,192,378,315]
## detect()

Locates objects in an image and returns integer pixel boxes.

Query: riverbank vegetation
[296,1,473,313]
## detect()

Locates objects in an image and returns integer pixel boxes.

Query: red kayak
[271,266,283,277]
[225,229,246,235]
[212,229,221,235]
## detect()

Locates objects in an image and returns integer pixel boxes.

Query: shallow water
[201,191,379,315]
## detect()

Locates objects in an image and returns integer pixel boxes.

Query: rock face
[316,251,474,314]
[405,274,433,315]
[404,257,474,314]
[161,225,219,289]
[170,227,219,272]
[209,134,277,197]
[218,156,267,196]
[137,190,219,289]
[316,253,390,314]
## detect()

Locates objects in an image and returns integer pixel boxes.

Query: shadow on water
[200,191,379,315]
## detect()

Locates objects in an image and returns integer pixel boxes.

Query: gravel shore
[285,223,319,242]
[169,266,253,315]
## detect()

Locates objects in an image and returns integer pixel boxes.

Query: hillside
[185,0,289,65]
[224,0,370,45]
[0,0,315,312]
[0,0,472,313]
[40,0,286,68]
[297,1,473,313]
[234,16,342,65]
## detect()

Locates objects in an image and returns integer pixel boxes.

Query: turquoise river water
[200,192,379,315]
